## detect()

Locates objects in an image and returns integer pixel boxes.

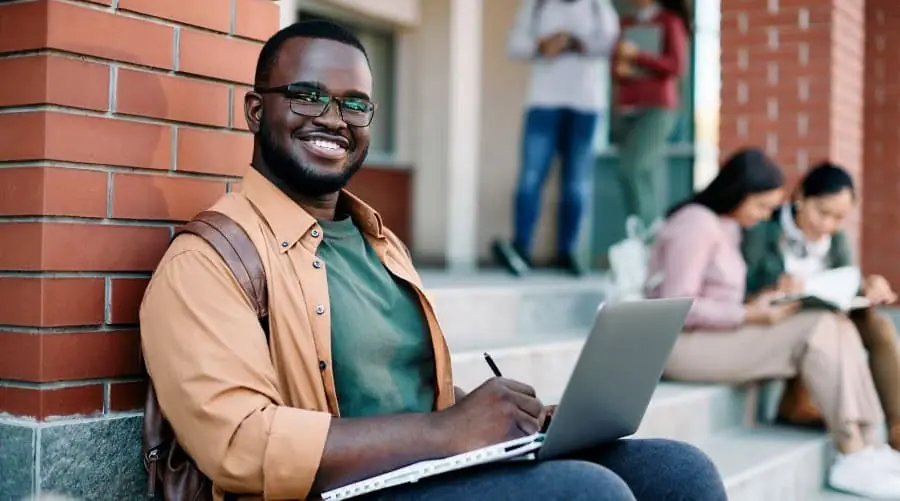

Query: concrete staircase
[421,271,863,501]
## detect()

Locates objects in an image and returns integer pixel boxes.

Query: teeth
[310,139,343,150]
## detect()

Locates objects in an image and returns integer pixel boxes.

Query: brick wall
[862,0,900,284]
[0,0,278,421]
[719,0,865,250]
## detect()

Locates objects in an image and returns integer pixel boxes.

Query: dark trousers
[513,106,599,258]
[363,438,728,500]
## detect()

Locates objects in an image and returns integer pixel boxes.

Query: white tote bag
[608,216,660,301]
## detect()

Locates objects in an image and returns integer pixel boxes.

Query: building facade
[1,0,899,498]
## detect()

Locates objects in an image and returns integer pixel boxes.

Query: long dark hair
[659,0,692,32]
[798,161,855,200]
[667,148,785,218]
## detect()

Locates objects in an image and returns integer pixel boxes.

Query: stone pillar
[0,0,277,498]
[719,0,865,245]
[862,1,900,285]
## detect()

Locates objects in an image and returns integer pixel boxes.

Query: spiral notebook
[320,433,545,501]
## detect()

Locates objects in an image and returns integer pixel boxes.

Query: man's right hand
[538,32,570,58]
[437,377,543,455]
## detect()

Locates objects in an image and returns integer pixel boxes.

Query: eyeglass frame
[253,82,378,127]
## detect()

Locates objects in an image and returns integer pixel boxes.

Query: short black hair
[799,161,855,199]
[667,147,785,217]
[254,20,369,89]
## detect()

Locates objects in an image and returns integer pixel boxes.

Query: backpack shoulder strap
[175,210,269,320]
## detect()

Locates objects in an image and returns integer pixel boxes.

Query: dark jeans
[363,438,727,500]
[514,107,599,258]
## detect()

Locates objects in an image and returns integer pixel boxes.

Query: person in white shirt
[494,0,619,277]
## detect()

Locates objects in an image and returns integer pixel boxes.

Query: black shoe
[492,239,531,276]
[554,254,587,277]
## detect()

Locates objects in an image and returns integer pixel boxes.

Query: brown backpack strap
[175,210,268,318]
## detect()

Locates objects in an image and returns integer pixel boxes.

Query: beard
[258,118,366,198]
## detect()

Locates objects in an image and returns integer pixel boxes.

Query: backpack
[142,210,269,501]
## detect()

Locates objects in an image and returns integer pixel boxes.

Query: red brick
[0,1,175,69]
[176,128,253,176]
[108,380,148,412]
[111,173,227,220]
[0,167,108,218]
[0,383,104,420]
[0,55,109,111]
[0,112,172,170]
[116,69,231,127]
[234,0,279,42]
[0,330,141,382]
[0,223,170,272]
[179,28,260,85]
[0,278,105,327]
[108,279,150,324]
[232,86,253,130]
[83,0,114,5]
[117,0,230,33]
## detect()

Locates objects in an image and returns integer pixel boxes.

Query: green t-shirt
[317,216,436,418]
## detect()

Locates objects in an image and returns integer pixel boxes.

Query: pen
[483,352,503,377]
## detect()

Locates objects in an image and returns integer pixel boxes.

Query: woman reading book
[741,161,900,449]
[646,148,900,499]
[611,0,689,228]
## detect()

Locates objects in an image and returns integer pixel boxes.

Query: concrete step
[450,335,749,444]
[422,270,610,344]
[697,426,831,501]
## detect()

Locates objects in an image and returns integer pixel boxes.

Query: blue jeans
[514,107,599,258]
[364,438,727,500]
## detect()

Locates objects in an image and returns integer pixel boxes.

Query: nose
[312,101,347,130]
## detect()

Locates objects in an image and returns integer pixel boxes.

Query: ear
[245,91,263,134]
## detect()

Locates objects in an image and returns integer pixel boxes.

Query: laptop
[321,297,693,501]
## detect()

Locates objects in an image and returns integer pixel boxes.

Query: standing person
[742,161,900,449]
[647,148,900,499]
[140,19,727,501]
[613,0,689,228]
[494,0,620,277]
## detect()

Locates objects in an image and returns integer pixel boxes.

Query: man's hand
[617,40,639,60]
[864,274,898,305]
[539,404,556,432]
[538,32,571,58]
[614,61,634,78]
[436,377,543,455]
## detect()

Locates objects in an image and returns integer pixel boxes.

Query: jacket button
[315,304,326,315]
[319,360,327,370]
[313,259,322,269]
[311,229,321,238]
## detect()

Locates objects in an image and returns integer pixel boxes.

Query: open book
[776,266,871,312]
[321,433,545,501]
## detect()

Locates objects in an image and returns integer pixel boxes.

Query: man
[140,20,727,501]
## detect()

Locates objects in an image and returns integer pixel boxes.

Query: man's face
[249,37,373,197]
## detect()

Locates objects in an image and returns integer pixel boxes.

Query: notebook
[773,266,871,312]
[320,433,545,501]
[622,25,662,77]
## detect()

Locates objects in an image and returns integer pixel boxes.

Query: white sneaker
[873,445,900,472]
[830,447,900,498]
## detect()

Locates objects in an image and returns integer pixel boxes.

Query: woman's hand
[745,291,799,325]
[538,32,571,58]
[863,274,897,305]
[617,40,639,60]
[614,61,634,78]
[776,274,805,295]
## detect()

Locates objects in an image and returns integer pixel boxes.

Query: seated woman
[645,148,900,499]
[742,161,900,448]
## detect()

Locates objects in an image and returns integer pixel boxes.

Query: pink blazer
[645,204,748,330]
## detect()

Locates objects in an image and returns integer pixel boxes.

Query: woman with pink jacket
[646,148,900,499]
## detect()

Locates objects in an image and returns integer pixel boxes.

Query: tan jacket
[139,168,456,500]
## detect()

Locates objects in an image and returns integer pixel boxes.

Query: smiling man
[139,20,727,501]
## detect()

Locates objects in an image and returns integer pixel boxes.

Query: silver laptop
[536,297,693,459]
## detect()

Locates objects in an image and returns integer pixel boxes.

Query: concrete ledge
[0,415,144,501]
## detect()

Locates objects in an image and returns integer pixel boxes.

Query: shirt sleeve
[633,16,688,77]
[139,237,332,500]
[580,0,620,57]
[655,210,747,330]
[508,0,542,60]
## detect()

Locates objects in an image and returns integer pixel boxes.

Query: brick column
[862,0,900,285]
[719,0,865,245]
[0,1,277,498]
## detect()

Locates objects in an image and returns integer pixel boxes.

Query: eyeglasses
[255,83,377,127]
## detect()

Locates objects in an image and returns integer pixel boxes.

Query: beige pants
[665,311,884,446]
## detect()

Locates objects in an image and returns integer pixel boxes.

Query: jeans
[616,108,677,227]
[363,438,727,500]
[514,107,599,258]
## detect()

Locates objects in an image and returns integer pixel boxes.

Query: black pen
[483,352,503,377]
